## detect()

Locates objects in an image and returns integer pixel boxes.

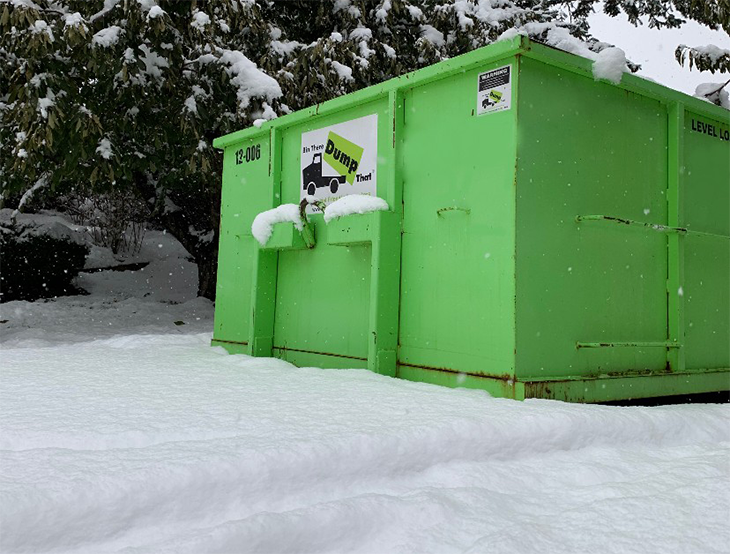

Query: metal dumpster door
[398,64,519,377]
[269,108,389,369]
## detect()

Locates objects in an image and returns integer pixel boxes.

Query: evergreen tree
[1,0,727,299]
[1,0,280,297]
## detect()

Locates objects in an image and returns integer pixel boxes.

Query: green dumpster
[212,36,730,403]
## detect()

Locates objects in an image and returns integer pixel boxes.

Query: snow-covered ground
[0,215,212,347]
[1,217,729,553]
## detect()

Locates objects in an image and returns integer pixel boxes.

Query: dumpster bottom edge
[209,341,729,403]
[211,338,249,355]
[522,368,730,403]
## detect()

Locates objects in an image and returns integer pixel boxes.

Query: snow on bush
[183,95,197,114]
[419,24,445,47]
[91,25,122,48]
[147,5,165,20]
[0,212,211,340]
[499,22,596,61]
[190,11,210,31]
[497,27,525,42]
[12,174,49,216]
[31,19,54,41]
[685,44,730,64]
[330,60,354,81]
[63,12,86,30]
[592,47,628,85]
[96,137,113,159]
[323,194,389,223]
[695,82,730,110]
[0,210,89,302]
[138,44,169,81]
[36,89,56,119]
[251,204,303,246]
[217,49,282,111]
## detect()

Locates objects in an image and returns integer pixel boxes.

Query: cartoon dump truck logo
[482,89,503,109]
[303,131,364,196]
[302,152,347,195]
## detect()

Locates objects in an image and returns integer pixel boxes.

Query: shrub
[0,214,89,303]
[60,190,150,256]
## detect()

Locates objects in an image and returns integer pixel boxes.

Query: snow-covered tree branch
[1,0,727,298]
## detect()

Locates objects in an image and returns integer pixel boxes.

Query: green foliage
[0,220,89,302]
[1,0,275,201]
[257,0,567,111]
[0,0,574,298]
[564,0,730,82]
[0,0,283,298]
[676,44,730,74]
[0,0,727,298]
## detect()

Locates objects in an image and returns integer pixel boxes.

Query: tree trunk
[195,238,218,300]
[134,174,220,301]
[157,209,219,301]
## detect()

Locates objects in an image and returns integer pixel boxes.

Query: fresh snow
[63,12,85,30]
[95,137,113,159]
[406,4,423,20]
[36,89,56,119]
[1,212,729,553]
[2,207,83,245]
[497,27,525,42]
[695,82,730,109]
[500,24,629,86]
[146,5,165,20]
[190,11,210,31]
[0,338,728,552]
[451,0,475,29]
[183,95,198,114]
[10,174,49,216]
[686,44,730,63]
[592,47,628,85]
[11,0,40,8]
[91,25,123,48]
[31,19,54,41]
[260,102,277,121]
[270,39,303,57]
[330,59,354,81]
[375,0,392,21]
[138,44,169,81]
[88,0,121,23]
[349,26,373,41]
[0,216,210,346]
[419,24,445,47]
[29,71,48,87]
[251,203,303,246]
[323,194,389,223]
[217,49,282,110]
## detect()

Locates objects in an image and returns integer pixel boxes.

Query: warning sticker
[300,114,378,211]
[477,65,512,115]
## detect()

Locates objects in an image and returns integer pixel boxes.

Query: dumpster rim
[213,35,527,149]
[213,35,729,150]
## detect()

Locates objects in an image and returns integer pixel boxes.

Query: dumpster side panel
[397,60,518,377]
[213,135,271,346]
[515,57,669,381]
[682,110,730,371]
[271,100,389,363]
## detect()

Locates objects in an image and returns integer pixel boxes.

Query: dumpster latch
[299,197,325,249]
